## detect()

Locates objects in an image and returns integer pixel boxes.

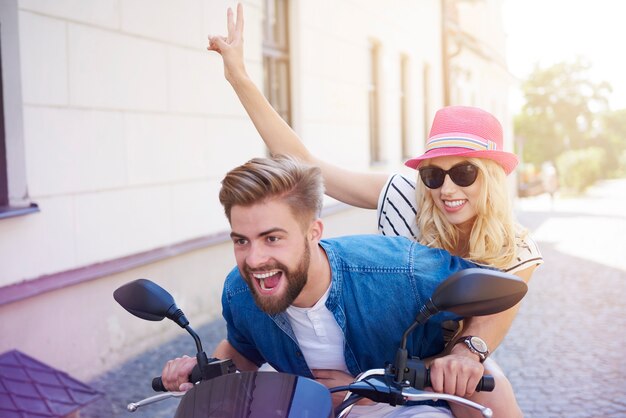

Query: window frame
[368,41,382,164]
[0,0,38,219]
[400,54,411,160]
[262,0,292,126]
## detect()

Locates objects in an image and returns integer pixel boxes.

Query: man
[162,156,499,417]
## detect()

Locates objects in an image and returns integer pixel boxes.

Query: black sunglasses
[418,163,479,189]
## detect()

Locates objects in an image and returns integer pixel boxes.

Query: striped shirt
[376,174,543,274]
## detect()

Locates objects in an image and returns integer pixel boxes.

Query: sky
[502,0,626,111]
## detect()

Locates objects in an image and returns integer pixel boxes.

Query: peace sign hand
[207,3,247,83]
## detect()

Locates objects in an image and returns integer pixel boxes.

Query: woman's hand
[427,348,485,398]
[207,3,247,83]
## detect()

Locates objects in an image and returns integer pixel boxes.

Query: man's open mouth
[252,270,283,292]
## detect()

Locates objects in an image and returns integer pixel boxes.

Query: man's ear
[308,218,324,243]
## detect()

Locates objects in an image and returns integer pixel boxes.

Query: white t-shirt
[285,285,349,372]
[377,174,543,274]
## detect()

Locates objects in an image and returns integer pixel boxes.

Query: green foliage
[596,109,626,177]
[619,150,626,177]
[515,58,612,165]
[555,147,607,193]
[515,57,626,191]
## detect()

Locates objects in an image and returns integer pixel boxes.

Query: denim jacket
[221,234,477,379]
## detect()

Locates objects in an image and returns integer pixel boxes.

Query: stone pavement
[82,179,626,418]
[495,179,626,418]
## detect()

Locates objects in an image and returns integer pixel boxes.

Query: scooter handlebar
[151,364,202,392]
[152,366,495,393]
[476,375,495,392]
[424,369,495,392]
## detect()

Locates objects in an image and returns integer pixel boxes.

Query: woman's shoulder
[377,174,417,208]
[376,174,419,240]
[504,229,544,274]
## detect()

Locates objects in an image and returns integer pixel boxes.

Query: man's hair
[219,156,324,226]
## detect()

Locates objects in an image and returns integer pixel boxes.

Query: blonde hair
[416,158,524,269]
[219,156,324,226]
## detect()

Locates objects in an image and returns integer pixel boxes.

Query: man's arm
[213,339,259,372]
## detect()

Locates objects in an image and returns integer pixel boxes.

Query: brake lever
[400,387,493,418]
[127,391,186,412]
[335,368,493,418]
[335,369,403,418]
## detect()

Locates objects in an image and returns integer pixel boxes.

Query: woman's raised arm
[208,4,388,209]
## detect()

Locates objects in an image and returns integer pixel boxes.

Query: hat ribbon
[426,136,497,152]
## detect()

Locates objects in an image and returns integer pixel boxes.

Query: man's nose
[246,243,269,268]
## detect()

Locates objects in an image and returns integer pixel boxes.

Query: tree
[597,109,626,177]
[514,58,612,165]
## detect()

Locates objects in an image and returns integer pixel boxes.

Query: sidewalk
[83,180,626,417]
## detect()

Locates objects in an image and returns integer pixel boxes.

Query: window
[368,41,381,164]
[0,1,38,219]
[262,0,291,125]
[0,39,7,208]
[400,54,410,159]
[423,63,432,144]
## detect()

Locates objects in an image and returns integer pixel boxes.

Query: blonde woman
[208,5,542,417]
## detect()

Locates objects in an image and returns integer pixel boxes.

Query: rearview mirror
[431,268,528,316]
[113,278,178,322]
[395,268,528,383]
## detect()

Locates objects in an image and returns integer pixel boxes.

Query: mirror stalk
[395,299,438,383]
[184,325,204,355]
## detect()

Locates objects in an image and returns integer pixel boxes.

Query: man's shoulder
[321,235,420,268]
[323,234,453,254]
[321,234,475,272]
[323,234,414,250]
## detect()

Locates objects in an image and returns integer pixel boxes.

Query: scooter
[114,268,527,417]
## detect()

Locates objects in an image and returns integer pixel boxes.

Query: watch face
[470,336,488,353]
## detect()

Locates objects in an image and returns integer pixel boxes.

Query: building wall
[449,0,515,150]
[291,0,445,168]
[0,0,450,379]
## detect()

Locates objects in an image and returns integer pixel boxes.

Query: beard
[243,240,311,315]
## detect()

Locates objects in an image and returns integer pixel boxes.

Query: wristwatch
[455,336,489,363]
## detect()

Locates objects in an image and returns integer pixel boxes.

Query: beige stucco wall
[449,0,514,149]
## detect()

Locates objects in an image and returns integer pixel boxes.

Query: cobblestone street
[495,179,626,418]
[83,179,626,418]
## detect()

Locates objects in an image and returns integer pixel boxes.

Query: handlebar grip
[475,375,495,392]
[152,364,202,392]
[424,369,495,392]
[152,376,167,392]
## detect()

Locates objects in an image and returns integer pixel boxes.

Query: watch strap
[454,336,489,362]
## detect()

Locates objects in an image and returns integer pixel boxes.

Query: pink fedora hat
[404,106,519,175]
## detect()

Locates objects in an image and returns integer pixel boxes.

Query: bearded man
[161,156,505,417]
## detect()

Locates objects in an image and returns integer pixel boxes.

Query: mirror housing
[114,278,188,327]
[114,278,214,380]
[431,268,528,316]
[394,268,528,383]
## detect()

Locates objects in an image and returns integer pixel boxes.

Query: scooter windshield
[174,371,333,418]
